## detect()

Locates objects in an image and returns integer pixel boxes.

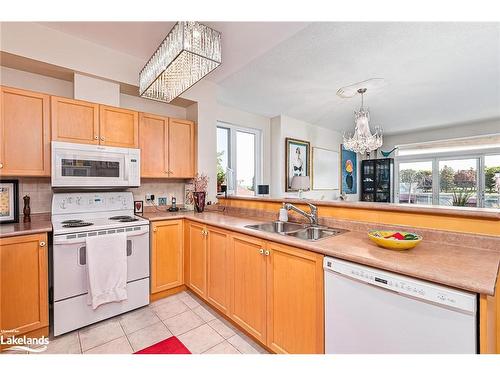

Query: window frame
[216,121,262,196]
[395,147,500,207]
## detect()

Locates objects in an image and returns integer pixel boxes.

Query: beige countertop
[219,195,500,220]
[142,210,500,296]
[0,216,52,238]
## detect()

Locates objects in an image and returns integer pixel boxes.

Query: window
[216,122,262,196]
[395,144,500,208]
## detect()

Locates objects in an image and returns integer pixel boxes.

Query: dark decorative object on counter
[0,179,19,224]
[23,194,31,223]
[168,197,179,212]
[257,184,270,195]
[193,191,206,213]
[134,200,144,214]
[361,158,394,202]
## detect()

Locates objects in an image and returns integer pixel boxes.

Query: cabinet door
[229,233,267,343]
[187,221,207,297]
[266,241,324,354]
[0,233,48,336]
[168,119,196,178]
[206,226,230,315]
[51,96,99,145]
[151,220,184,294]
[0,86,50,176]
[99,105,139,148]
[139,113,168,177]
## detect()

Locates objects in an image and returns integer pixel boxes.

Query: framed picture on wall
[285,138,311,191]
[340,145,358,194]
[0,179,19,224]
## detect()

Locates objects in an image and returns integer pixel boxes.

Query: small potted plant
[189,173,209,213]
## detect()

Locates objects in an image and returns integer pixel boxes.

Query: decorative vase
[193,191,206,213]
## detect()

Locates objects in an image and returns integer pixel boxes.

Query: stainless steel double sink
[244,221,347,241]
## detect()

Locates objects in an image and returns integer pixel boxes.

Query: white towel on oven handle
[85,233,128,309]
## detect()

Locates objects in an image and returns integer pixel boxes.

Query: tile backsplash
[12,177,187,214]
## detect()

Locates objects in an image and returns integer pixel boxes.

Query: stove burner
[61,219,84,224]
[109,215,134,220]
[118,218,139,222]
[62,222,93,228]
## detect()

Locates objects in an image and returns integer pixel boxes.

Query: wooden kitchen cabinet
[51,96,99,145]
[150,220,184,295]
[206,226,231,315]
[0,233,48,337]
[99,105,139,148]
[138,115,196,178]
[266,241,324,354]
[0,86,51,176]
[229,233,268,344]
[186,221,207,297]
[139,113,169,177]
[168,118,196,178]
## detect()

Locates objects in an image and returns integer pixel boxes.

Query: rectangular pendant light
[139,22,222,103]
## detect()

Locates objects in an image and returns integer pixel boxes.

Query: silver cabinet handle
[0,162,3,169]
[100,136,105,141]
[94,135,98,140]
[265,250,270,256]
[39,241,46,247]
[259,248,264,254]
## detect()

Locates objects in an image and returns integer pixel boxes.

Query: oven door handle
[78,240,133,266]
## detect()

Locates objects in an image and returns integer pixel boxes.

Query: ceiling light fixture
[342,88,383,154]
[139,22,222,103]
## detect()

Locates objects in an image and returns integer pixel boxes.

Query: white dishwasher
[324,257,477,354]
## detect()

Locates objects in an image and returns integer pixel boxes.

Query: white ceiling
[217,22,500,134]
[38,22,500,135]
[38,22,309,82]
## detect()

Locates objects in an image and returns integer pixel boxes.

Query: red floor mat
[134,336,191,354]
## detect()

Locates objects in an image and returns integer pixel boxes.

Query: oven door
[53,225,150,302]
[52,141,130,187]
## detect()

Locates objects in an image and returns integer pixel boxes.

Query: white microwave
[51,141,140,188]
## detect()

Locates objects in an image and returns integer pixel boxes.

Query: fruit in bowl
[368,230,422,250]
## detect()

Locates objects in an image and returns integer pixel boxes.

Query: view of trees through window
[398,154,500,208]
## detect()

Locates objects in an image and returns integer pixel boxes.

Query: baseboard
[150,285,187,302]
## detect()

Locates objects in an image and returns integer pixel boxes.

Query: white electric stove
[51,192,150,336]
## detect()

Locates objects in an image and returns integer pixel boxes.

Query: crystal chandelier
[343,88,383,154]
[139,22,222,103]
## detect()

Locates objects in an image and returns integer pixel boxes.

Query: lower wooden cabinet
[229,233,268,344]
[150,220,184,295]
[186,221,207,297]
[206,226,231,315]
[0,233,48,337]
[266,241,324,354]
[152,219,325,354]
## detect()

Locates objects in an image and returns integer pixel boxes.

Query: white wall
[0,66,73,96]
[270,115,360,201]
[74,73,120,106]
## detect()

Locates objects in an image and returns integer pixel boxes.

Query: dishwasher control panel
[324,257,476,313]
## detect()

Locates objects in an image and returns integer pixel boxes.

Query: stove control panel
[52,192,134,214]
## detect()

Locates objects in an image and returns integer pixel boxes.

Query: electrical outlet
[145,194,155,203]
[158,197,167,206]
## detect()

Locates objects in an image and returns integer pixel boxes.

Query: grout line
[77,331,83,355]
[119,320,135,353]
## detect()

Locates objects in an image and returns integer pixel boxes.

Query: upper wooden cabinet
[51,96,99,145]
[151,220,184,295]
[52,98,138,148]
[139,114,196,178]
[0,233,48,337]
[100,105,139,148]
[0,86,51,176]
[168,119,196,178]
[139,113,169,177]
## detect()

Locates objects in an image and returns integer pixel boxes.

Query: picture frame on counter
[0,179,19,224]
[134,200,144,215]
[285,137,311,192]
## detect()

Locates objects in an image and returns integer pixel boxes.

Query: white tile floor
[2,290,268,355]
